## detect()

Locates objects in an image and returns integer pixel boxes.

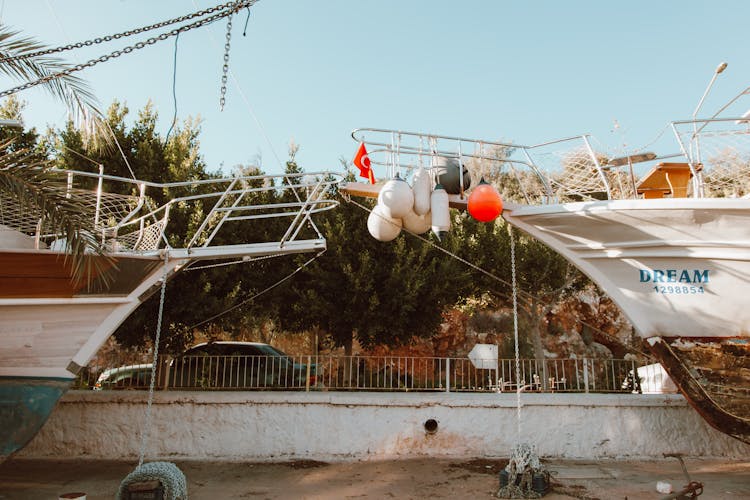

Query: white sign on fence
[468,344,498,369]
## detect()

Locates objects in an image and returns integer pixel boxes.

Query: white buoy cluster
[368,161,460,242]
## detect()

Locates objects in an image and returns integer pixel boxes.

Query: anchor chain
[219,12,234,111]
[0,1,255,99]
[0,1,252,64]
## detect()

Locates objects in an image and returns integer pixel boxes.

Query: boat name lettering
[639,269,709,284]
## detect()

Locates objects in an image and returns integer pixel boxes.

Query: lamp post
[0,119,23,128]
[692,62,728,164]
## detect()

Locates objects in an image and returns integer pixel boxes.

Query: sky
[2,0,750,177]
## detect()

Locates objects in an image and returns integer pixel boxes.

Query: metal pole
[305,356,311,392]
[446,358,451,393]
[583,358,590,394]
[692,62,728,164]
[95,164,104,229]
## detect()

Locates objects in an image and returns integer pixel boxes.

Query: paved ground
[0,457,748,499]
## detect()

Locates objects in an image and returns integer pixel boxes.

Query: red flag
[353,142,375,184]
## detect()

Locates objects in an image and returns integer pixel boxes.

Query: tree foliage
[279,170,472,355]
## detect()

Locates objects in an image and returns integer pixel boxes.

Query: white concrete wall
[20,391,750,461]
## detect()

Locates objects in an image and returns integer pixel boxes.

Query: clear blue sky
[2,0,749,176]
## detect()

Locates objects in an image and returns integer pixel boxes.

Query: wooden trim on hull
[647,337,750,444]
[0,251,162,298]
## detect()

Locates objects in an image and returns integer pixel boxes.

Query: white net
[689,129,750,197]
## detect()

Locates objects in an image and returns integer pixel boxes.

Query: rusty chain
[219,12,233,111]
[0,0,256,99]
[0,1,252,64]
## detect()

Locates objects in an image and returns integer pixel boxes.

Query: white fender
[412,166,431,216]
[378,175,414,219]
[430,184,450,240]
[403,209,432,234]
[367,204,403,242]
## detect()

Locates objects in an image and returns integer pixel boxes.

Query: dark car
[94,363,153,390]
[166,341,318,390]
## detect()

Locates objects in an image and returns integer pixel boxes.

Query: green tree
[281,168,471,356]
[0,28,110,279]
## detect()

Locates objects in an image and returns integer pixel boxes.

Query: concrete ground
[0,457,748,499]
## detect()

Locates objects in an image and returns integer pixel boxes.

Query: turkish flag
[353,142,375,184]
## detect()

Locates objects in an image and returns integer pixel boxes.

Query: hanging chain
[139,255,170,467]
[509,224,522,443]
[0,1,255,99]
[219,12,234,111]
[0,1,252,64]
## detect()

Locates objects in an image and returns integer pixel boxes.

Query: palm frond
[0,25,110,149]
[0,142,114,286]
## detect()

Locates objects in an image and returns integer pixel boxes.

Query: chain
[509,224,522,443]
[0,1,255,99]
[139,254,170,467]
[219,12,234,111]
[0,1,252,64]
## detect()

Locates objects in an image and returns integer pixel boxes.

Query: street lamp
[692,62,728,165]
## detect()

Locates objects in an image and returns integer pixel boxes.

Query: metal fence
[75,355,659,394]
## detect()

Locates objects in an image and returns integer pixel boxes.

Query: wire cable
[191,0,285,172]
[345,196,653,358]
[164,33,179,145]
[187,249,326,331]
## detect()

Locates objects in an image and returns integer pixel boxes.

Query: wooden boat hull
[0,377,70,457]
[0,250,179,459]
[0,239,328,459]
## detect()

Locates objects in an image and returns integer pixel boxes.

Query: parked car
[94,363,153,390]
[166,341,318,390]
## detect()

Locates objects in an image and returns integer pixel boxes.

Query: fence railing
[75,355,667,394]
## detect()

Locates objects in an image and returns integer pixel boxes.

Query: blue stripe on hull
[0,377,71,458]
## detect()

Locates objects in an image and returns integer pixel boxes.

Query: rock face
[365,287,641,364]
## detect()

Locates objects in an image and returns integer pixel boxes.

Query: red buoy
[467,178,503,222]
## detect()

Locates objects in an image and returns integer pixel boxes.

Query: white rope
[187,249,326,330]
[347,197,514,287]
[345,197,652,358]
[183,252,282,272]
[138,253,170,467]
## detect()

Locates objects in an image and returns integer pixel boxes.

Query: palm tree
[0,24,111,282]
[0,25,109,146]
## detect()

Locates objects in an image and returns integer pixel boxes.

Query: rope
[60,143,101,166]
[345,197,653,358]
[183,252,282,272]
[187,249,326,331]
[105,118,138,180]
[139,254,170,467]
[347,197,516,290]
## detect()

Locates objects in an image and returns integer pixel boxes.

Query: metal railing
[0,167,341,254]
[76,354,659,394]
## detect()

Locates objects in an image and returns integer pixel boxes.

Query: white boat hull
[504,198,750,443]
[503,198,750,341]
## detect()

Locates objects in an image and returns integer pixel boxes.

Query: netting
[684,128,750,198]
[0,189,140,236]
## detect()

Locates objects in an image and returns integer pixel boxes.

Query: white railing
[350,114,750,204]
[0,168,341,253]
[78,354,655,394]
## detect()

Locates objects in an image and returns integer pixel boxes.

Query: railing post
[305,356,311,392]
[583,358,590,393]
[95,164,104,229]
[445,358,451,393]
